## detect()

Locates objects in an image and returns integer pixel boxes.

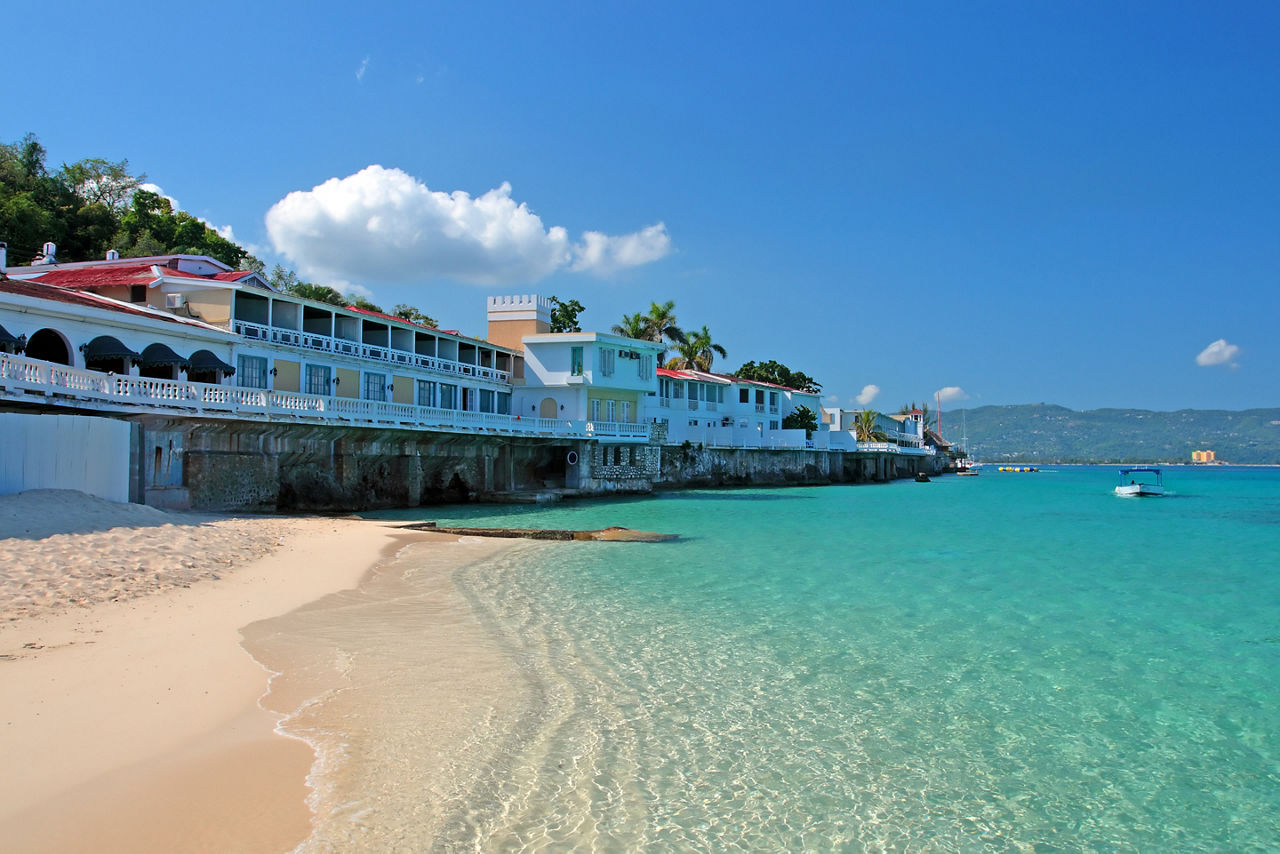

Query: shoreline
[0,499,445,853]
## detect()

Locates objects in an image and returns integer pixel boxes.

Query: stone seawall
[656,444,840,488]
[134,416,582,512]
[130,417,952,512]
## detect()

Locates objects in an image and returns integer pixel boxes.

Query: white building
[650,368,826,449]
[485,295,659,444]
[823,407,931,456]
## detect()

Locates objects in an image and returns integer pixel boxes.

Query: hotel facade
[0,245,944,508]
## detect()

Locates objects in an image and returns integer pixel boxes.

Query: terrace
[231,292,512,383]
[0,352,647,442]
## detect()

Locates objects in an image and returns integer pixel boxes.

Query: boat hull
[1114,484,1165,497]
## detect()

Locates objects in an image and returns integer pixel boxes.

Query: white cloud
[935,386,968,404]
[571,224,671,276]
[356,56,369,81]
[265,165,671,287]
[856,384,880,406]
[1195,338,1240,367]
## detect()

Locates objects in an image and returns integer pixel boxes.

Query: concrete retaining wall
[0,413,134,502]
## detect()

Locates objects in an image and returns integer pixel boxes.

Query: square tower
[486,295,552,352]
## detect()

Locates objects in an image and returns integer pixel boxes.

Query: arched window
[24,328,72,365]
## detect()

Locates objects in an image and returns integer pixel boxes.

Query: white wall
[0,414,132,503]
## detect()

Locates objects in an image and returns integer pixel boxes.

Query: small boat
[915,472,931,482]
[956,459,980,476]
[1115,467,1164,497]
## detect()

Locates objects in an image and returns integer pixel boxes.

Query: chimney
[34,241,57,265]
[106,249,120,261]
[486,295,552,352]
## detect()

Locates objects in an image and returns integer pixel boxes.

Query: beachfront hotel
[0,243,948,508]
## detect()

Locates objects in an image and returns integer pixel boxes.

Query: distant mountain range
[937,404,1280,465]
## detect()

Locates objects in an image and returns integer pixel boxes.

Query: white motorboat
[1115,467,1165,497]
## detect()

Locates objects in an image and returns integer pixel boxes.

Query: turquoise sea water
[334,467,1280,850]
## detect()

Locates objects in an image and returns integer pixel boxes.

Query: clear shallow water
[333,468,1280,850]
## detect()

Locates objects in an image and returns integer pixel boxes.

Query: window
[591,398,601,421]
[439,383,458,409]
[622,401,631,423]
[417,379,437,407]
[606,399,616,421]
[598,347,615,377]
[673,382,684,399]
[718,387,725,403]
[305,364,331,395]
[638,354,653,380]
[363,373,387,401]
[237,355,268,389]
[497,392,511,415]
[480,389,495,412]
[770,420,780,430]
[739,388,750,403]
[570,346,584,376]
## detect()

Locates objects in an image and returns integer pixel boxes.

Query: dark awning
[81,335,142,364]
[141,342,191,369]
[0,323,24,351]
[188,349,236,376]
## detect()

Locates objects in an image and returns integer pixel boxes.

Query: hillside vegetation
[940,404,1280,465]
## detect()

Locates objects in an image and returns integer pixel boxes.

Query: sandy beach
[0,489,448,853]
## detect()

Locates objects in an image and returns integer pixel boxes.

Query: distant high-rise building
[1191,449,1216,463]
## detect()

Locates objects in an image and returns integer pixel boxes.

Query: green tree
[393,304,438,327]
[60,157,144,210]
[611,311,649,339]
[665,325,726,372]
[281,279,347,307]
[0,133,101,262]
[781,405,819,438]
[349,295,383,313]
[855,409,888,442]
[549,295,585,332]
[734,360,822,393]
[644,300,685,346]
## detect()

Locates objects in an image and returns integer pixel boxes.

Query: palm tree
[854,409,887,443]
[664,325,727,372]
[644,300,685,347]
[612,312,649,339]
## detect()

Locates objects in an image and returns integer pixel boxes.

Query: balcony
[233,320,511,383]
[0,353,647,443]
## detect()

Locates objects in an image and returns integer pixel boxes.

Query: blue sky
[5,1,1277,412]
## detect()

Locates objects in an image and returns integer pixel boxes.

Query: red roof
[18,264,162,289]
[0,277,210,329]
[19,263,257,288]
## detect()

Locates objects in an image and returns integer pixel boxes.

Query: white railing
[0,352,647,442]
[232,320,512,383]
[854,441,935,456]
